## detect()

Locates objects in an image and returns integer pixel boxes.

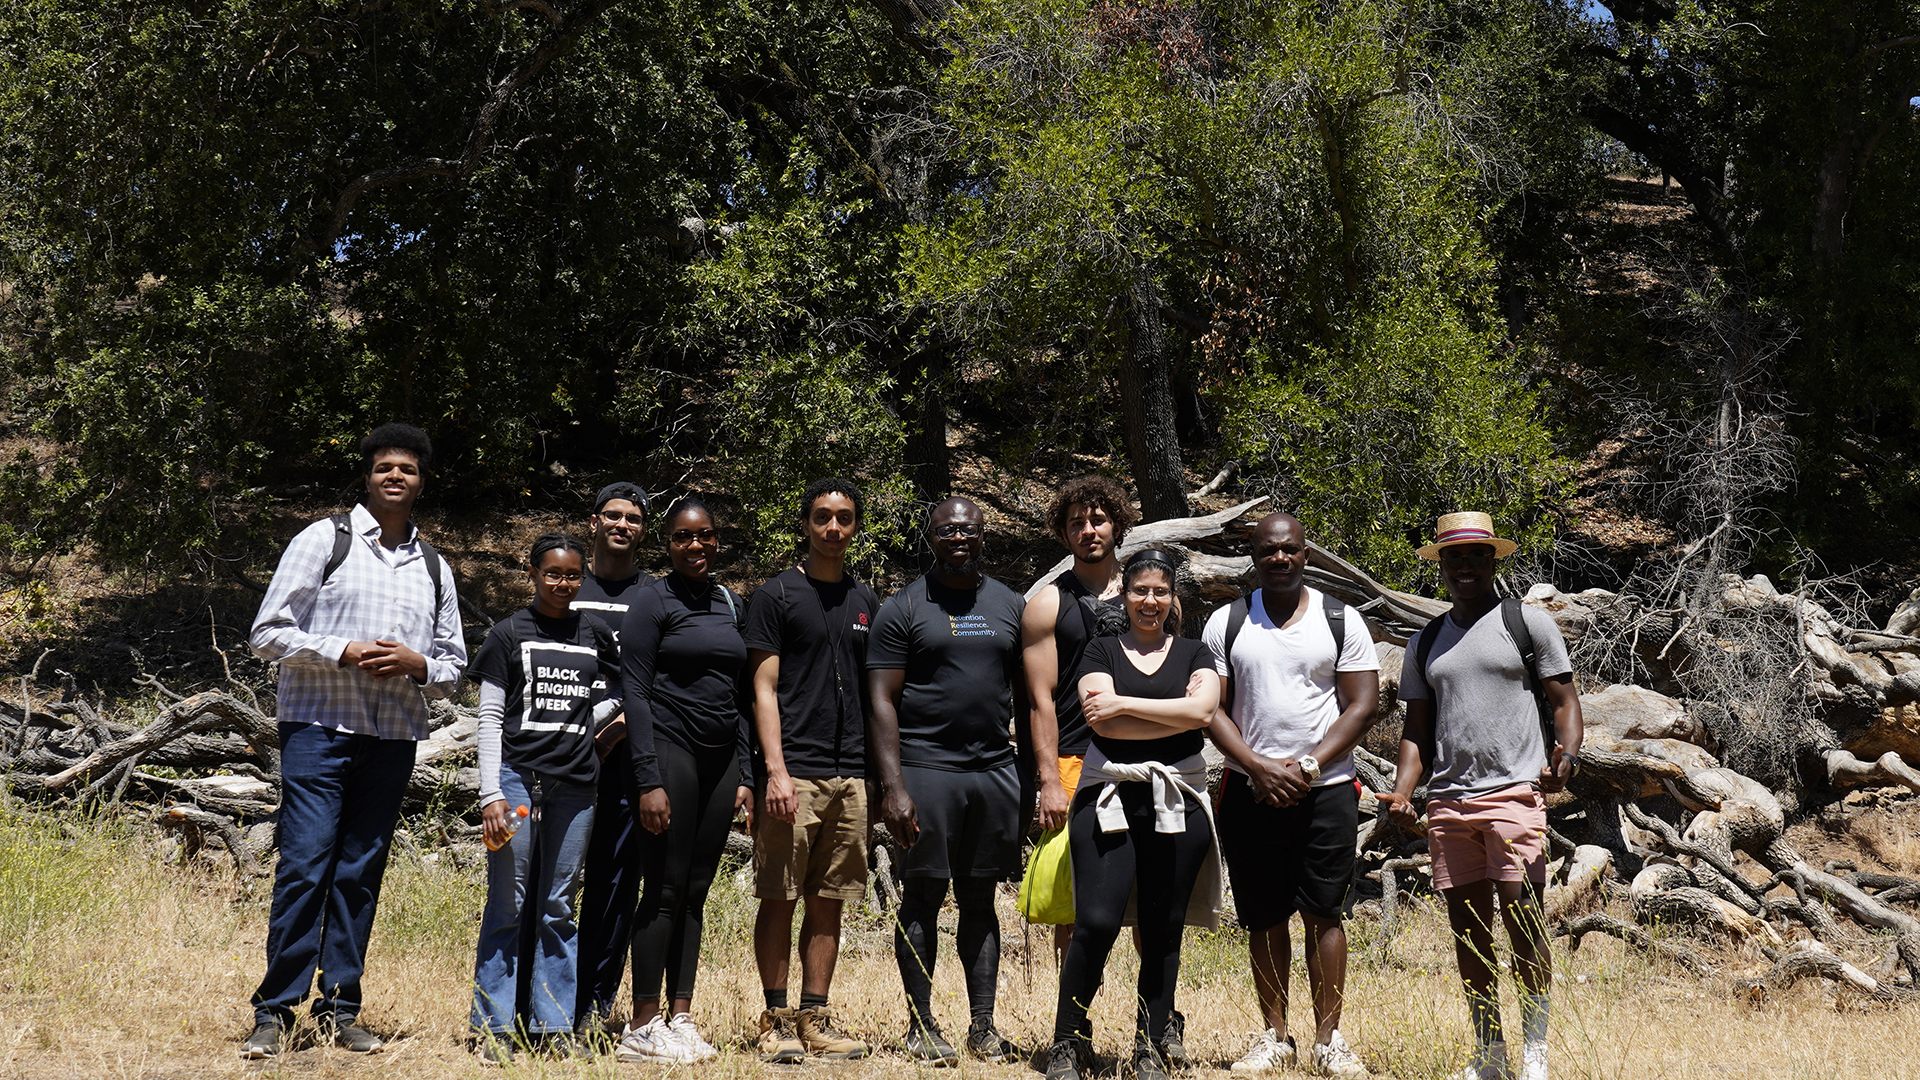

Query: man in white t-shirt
[1202,513,1379,1080]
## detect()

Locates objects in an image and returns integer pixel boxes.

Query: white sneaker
[1519,1040,1547,1080]
[1312,1030,1368,1079]
[1230,1029,1296,1074]
[616,1016,700,1064]
[1460,1041,1511,1080]
[668,1012,719,1061]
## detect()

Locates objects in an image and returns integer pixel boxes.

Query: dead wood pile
[7,501,1920,1003]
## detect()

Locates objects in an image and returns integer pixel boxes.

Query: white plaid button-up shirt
[250,503,467,741]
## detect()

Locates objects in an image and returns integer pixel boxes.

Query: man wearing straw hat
[1383,512,1583,1080]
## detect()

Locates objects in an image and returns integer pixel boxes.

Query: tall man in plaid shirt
[241,423,467,1058]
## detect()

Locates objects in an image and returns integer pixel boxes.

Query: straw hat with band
[1416,511,1519,561]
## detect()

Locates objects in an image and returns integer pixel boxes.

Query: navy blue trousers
[253,722,413,1026]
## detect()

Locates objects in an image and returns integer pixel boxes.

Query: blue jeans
[472,767,596,1037]
[253,722,415,1026]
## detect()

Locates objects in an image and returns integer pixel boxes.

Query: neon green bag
[1018,826,1074,924]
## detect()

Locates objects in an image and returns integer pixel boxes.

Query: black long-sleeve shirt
[619,572,751,792]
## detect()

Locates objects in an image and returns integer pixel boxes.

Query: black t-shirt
[1051,569,1127,756]
[574,569,645,645]
[867,574,1025,771]
[1080,636,1215,765]
[743,566,877,779]
[620,573,751,791]
[470,606,621,786]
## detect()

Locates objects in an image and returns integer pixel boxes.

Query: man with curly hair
[243,423,466,1058]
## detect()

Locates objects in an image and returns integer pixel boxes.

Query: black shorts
[1216,771,1358,930]
[898,761,1022,880]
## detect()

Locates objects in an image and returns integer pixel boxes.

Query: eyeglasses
[670,528,718,544]
[539,570,584,584]
[598,510,644,525]
[1439,550,1494,566]
[1126,585,1173,600]
[933,522,983,539]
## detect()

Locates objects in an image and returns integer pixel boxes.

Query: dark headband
[1125,548,1177,573]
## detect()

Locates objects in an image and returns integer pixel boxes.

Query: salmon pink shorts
[1425,782,1548,890]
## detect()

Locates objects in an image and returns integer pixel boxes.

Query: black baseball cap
[593,482,651,517]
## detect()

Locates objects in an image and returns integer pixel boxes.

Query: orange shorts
[1057,755,1084,797]
[1425,782,1548,890]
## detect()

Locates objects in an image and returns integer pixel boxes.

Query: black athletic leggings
[629,738,739,1006]
[896,875,1000,1028]
[1052,780,1210,1047]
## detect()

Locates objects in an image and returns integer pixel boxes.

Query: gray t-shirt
[1399,603,1571,798]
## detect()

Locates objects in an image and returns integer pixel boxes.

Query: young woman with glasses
[613,496,755,1063]
[468,533,621,1063]
[1047,547,1223,1080]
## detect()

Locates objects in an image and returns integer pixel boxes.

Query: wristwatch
[1298,755,1322,784]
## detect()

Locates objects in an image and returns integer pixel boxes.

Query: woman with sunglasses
[1047,547,1223,1080]
[469,533,620,1064]
[613,496,754,1064]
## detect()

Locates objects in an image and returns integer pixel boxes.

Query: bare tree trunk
[1120,273,1190,521]
[901,344,952,503]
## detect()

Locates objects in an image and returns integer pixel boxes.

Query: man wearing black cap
[573,482,651,1033]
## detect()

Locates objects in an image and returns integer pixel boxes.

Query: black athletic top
[1080,636,1215,765]
[1051,569,1127,756]
[742,566,878,779]
[574,569,645,646]
[470,607,621,786]
[620,573,751,791]
[867,574,1026,771]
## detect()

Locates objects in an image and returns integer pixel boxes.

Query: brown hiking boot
[758,1007,806,1064]
[796,1005,870,1060]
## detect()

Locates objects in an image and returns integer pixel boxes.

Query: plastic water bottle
[486,805,530,851]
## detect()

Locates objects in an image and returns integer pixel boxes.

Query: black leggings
[630,739,739,1006]
[896,876,1000,1028]
[1052,781,1210,1047]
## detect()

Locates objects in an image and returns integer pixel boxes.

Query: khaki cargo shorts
[753,775,869,901]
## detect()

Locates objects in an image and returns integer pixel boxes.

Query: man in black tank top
[1019,476,1134,959]
[572,482,650,1034]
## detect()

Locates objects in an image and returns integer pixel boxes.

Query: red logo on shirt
[857,613,869,625]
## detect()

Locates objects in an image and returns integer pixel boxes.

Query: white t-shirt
[1201,587,1379,786]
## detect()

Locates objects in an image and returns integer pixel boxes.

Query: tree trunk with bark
[1120,271,1191,521]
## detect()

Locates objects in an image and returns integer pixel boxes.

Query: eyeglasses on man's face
[598,510,644,526]
[1439,549,1494,567]
[933,522,983,539]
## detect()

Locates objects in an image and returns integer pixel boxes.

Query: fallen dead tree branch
[1558,911,1712,975]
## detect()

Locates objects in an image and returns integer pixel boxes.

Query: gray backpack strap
[1322,590,1346,658]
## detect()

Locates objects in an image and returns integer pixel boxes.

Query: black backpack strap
[1221,596,1250,714]
[321,512,446,637]
[1322,590,1346,658]
[418,537,445,635]
[321,513,353,585]
[1414,617,1442,723]
[1501,597,1555,749]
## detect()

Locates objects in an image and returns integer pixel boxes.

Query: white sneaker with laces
[1460,1040,1511,1080]
[1519,1039,1548,1080]
[616,1016,699,1064]
[668,1012,719,1061]
[1312,1030,1368,1079]
[1230,1029,1296,1074]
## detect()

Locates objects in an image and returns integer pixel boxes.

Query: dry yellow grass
[2,807,1914,1080]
